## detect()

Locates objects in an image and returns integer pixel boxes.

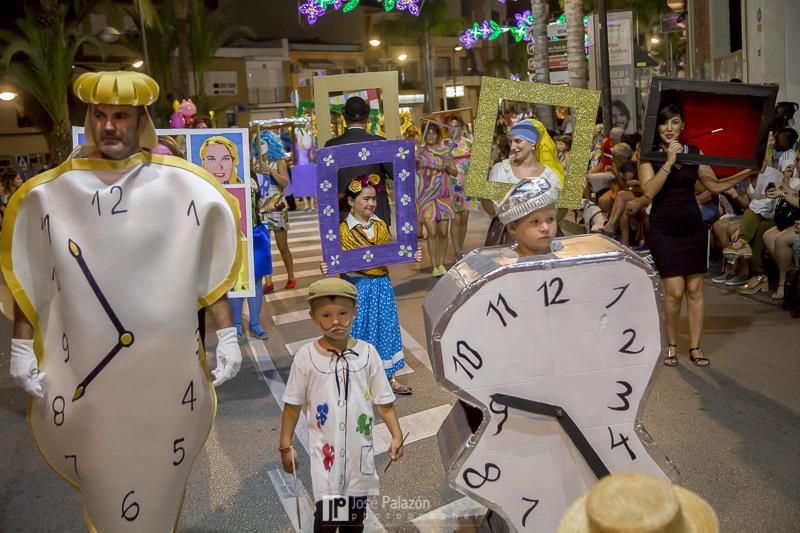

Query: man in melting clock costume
[2,71,242,531]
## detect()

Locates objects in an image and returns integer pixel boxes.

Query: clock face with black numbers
[424,235,671,532]
[2,153,239,531]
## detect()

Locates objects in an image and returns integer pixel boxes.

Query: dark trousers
[313,497,368,532]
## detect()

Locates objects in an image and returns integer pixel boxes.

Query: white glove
[211,327,241,387]
[10,338,45,399]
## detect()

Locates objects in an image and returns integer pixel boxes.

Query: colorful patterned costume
[415,145,455,222]
[449,137,475,212]
[339,215,406,378]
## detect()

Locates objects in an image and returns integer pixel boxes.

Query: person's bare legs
[423,218,438,270]
[619,211,632,246]
[662,276,686,349]
[274,229,295,280]
[598,190,615,216]
[771,228,797,298]
[450,210,470,259]
[685,274,705,348]
[604,190,636,232]
[428,219,449,267]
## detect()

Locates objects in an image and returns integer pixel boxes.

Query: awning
[635,46,658,68]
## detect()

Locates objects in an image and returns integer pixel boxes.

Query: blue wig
[254,130,288,162]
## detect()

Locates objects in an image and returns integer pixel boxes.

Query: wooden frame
[312,71,401,146]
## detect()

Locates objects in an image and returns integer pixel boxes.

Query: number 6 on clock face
[425,235,673,532]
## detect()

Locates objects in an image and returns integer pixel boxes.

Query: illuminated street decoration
[299,0,420,24]
[458,10,533,49]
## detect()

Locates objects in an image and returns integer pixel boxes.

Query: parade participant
[256,130,297,292]
[229,172,273,339]
[280,278,405,532]
[558,472,718,533]
[325,96,393,227]
[444,115,474,260]
[320,174,420,394]
[640,94,755,367]
[416,123,456,276]
[496,177,560,257]
[483,118,564,246]
[200,135,243,184]
[4,71,241,531]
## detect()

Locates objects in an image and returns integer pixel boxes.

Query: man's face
[90,104,144,160]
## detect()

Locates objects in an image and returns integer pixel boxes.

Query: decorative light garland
[298,0,420,25]
[458,10,532,49]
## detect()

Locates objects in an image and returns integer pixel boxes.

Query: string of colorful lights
[458,10,532,49]
[298,0,420,25]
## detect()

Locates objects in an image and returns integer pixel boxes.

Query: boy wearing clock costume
[497,177,561,257]
[3,71,243,531]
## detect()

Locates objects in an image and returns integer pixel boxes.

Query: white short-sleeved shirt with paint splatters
[283,339,396,502]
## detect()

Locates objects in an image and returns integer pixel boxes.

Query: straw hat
[558,472,719,533]
[73,71,160,149]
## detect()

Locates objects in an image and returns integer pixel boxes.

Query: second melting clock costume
[1,72,241,531]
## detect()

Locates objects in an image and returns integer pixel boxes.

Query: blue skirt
[343,274,405,379]
[253,224,273,278]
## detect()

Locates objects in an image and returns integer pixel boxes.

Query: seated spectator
[555,135,572,175]
[722,155,787,294]
[711,184,750,285]
[762,152,800,299]
[589,127,624,174]
[596,143,638,240]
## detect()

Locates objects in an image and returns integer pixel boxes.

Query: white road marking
[265,287,309,302]
[288,220,320,229]
[411,497,487,532]
[285,337,318,357]
[267,468,316,532]
[372,404,451,456]
[277,234,323,245]
[400,326,431,372]
[272,244,320,256]
[273,309,310,326]
[271,268,321,283]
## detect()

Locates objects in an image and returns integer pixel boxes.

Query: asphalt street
[0,208,798,532]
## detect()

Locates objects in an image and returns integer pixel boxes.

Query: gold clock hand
[68,239,127,335]
[72,331,135,401]
[490,393,611,480]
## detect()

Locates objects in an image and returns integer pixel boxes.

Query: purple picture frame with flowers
[316,140,418,276]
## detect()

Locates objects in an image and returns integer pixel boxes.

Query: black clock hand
[68,239,128,335]
[490,393,611,480]
[73,337,129,401]
[67,239,135,401]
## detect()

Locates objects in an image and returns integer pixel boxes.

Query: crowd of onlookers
[576,101,800,316]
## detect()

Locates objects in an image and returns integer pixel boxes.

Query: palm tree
[188,0,254,100]
[531,0,554,127]
[0,0,104,163]
[564,0,587,88]
[383,0,465,114]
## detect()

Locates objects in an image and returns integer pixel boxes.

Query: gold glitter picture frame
[464,77,600,207]
[312,71,401,147]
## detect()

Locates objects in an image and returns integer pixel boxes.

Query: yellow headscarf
[511,118,565,187]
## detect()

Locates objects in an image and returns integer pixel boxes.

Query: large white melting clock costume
[1,150,241,531]
[424,235,675,532]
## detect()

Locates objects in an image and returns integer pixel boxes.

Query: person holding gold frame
[481,118,564,246]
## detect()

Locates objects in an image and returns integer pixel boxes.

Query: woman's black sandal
[689,347,710,367]
[663,344,679,366]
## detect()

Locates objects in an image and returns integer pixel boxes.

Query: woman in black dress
[640,98,755,367]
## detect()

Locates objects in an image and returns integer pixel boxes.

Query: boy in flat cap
[280,278,405,532]
[2,71,241,531]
